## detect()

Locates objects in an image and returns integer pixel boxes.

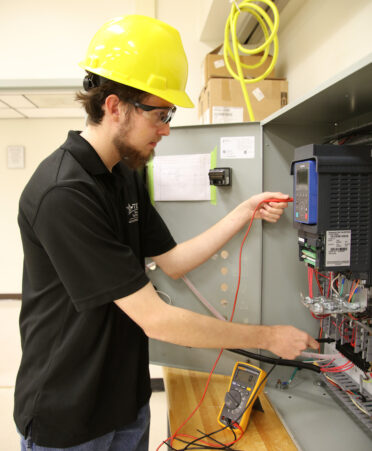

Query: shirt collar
[61,130,111,176]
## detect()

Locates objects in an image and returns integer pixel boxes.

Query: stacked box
[198,78,288,124]
[199,46,287,124]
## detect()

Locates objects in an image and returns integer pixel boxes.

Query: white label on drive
[325,230,351,267]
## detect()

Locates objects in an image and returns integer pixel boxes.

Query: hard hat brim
[79,64,194,109]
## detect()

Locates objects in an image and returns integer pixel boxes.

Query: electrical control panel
[218,362,267,432]
[291,143,372,431]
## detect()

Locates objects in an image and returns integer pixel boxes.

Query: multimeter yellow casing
[218,361,267,432]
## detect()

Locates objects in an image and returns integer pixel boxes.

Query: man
[14,15,317,451]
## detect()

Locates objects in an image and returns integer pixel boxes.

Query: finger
[268,192,290,201]
[262,203,284,214]
[308,336,319,349]
[259,209,281,223]
[261,205,283,220]
[268,201,288,209]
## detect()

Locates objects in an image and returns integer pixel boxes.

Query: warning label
[325,230,351,267]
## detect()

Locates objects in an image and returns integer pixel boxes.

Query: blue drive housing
[293,160,318,224]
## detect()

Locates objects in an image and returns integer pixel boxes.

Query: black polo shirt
[14,130,176,447]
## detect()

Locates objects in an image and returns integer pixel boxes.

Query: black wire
[228,348,321,373]
[196,429,236,449]
[182,424,235,450]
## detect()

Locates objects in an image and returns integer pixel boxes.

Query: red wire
[314,270,323,295]
[327,274,331,297]
[159,198,286,450]
[308,266,314,298]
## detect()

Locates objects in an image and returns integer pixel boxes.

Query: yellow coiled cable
[224,0,279,121]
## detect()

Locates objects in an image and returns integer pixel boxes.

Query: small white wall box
[7,145,25,169]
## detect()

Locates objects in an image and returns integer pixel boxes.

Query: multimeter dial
[224,389,241,409]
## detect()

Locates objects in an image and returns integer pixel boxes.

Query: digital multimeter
[218,362,267,432]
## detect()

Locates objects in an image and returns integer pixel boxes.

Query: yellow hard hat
[79,15,194,108]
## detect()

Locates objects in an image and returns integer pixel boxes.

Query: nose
[157,122,170,136]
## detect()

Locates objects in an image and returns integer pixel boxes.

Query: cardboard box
[202,45,275,84]
[198,78,288,124]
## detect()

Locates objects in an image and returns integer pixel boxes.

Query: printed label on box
[214,59,225,69]
[252,87,265,102]
[220,136,255,159]
[212,106,243,124]
[325,230,351,267]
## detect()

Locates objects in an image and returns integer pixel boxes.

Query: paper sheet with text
[153,153,211,201]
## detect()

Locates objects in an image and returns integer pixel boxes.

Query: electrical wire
[348,394,371,417]
[330,273,340,296]
[228,348,321,373]
[348,279,360,303]
[224,0,279,121]
[323,375,371,417]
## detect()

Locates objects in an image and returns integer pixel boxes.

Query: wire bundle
[224,0,279,121]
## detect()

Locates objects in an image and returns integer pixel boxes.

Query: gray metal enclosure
[148,122,264,375]
[148,54,372,450]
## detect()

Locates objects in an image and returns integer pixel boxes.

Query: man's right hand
[266,325,319,359]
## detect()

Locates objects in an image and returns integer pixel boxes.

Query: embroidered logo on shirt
[126,203,139,224]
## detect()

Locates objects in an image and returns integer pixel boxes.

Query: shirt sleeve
[33,185,150,311]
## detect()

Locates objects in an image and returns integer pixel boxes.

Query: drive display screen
[297,167,308,186]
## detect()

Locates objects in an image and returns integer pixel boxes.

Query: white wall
[0,0,135,81]
[156,0,217,126]
[276,0,372,103]
[0,118,86,292]
[2,0,372,293]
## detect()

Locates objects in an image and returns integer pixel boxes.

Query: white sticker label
[325,230,351,267]
[212,106,243,124]
[252,87,265,102]
[220,136,255,159]
[214,59,225,69]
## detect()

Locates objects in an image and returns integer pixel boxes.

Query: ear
[104,94,124,122]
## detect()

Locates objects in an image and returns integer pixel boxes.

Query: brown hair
[75,74,148,125]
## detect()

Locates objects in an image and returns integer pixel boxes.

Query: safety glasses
[129,101,177,126]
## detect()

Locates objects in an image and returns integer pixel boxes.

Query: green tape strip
[210,146,217,205]
[147,159,155,206]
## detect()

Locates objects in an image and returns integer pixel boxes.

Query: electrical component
[291,143,372,285]
[208,167,232,186]
[218,362,267,432]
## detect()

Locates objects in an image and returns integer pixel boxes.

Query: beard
[113,120,154,170]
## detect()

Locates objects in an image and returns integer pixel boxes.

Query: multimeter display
[218,362,267,432]
[236,370,255,386]
[294,160,318,224]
